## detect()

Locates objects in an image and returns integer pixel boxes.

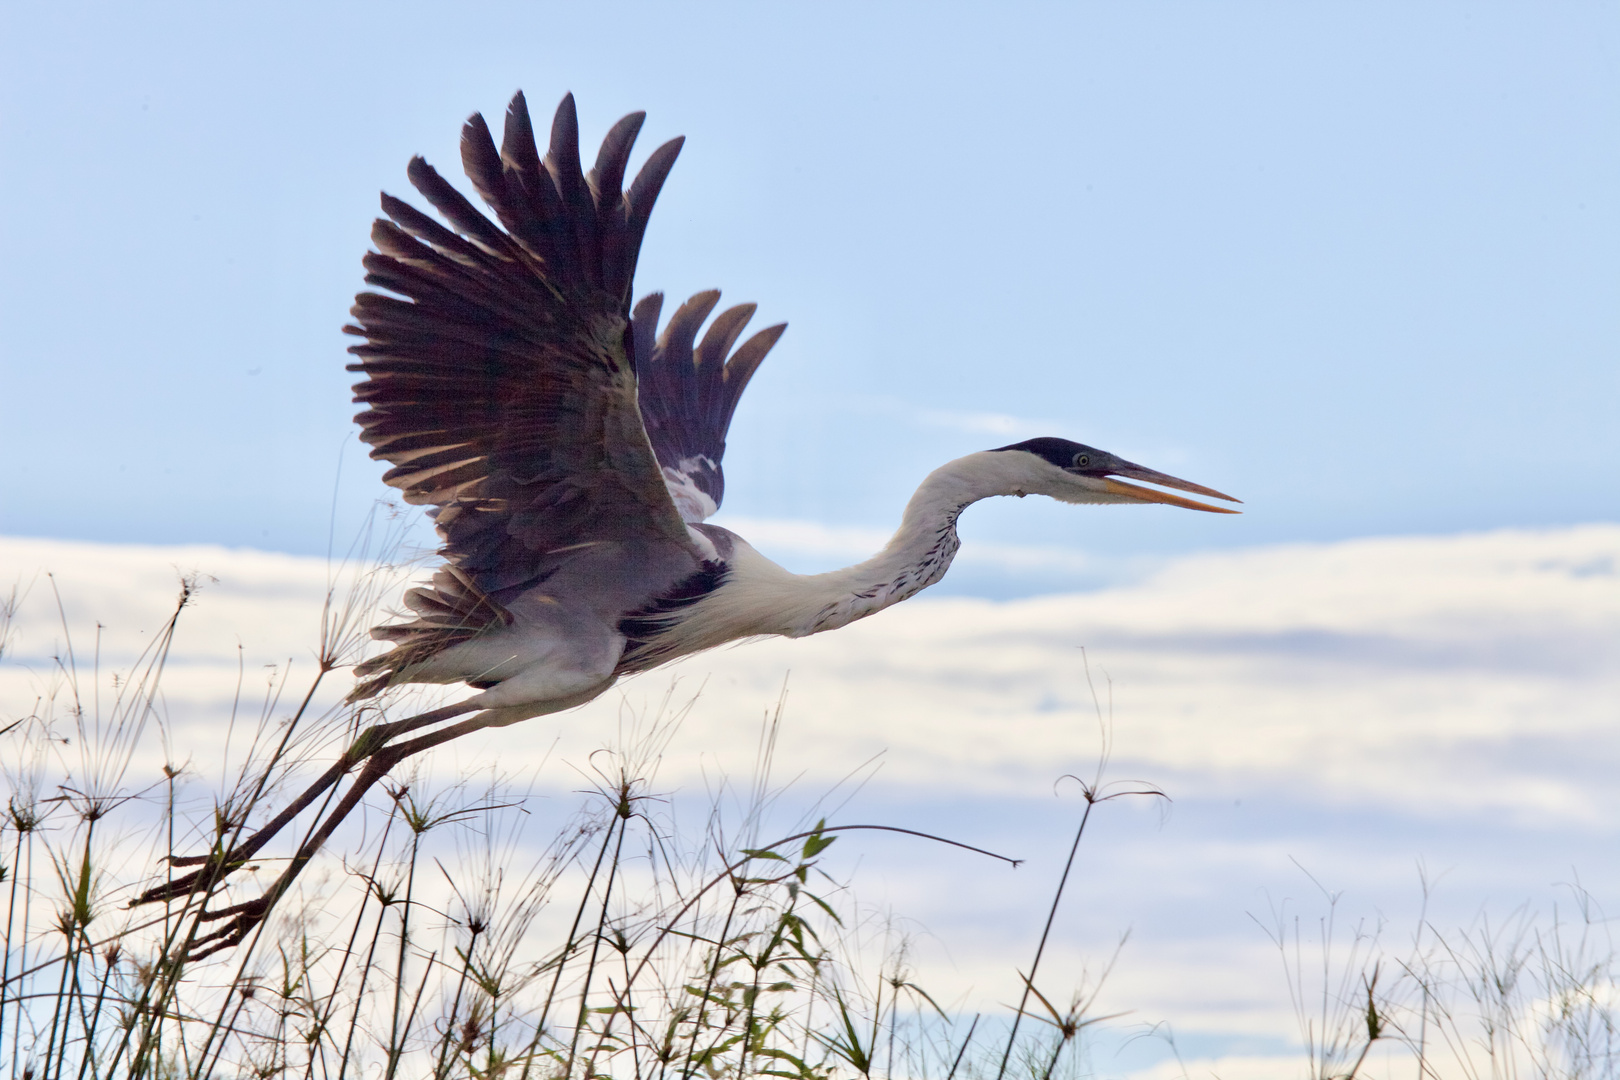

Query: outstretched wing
[631,291,786,521]
[345,91,696,601]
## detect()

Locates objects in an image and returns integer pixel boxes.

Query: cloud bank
[2,525,1615,1075]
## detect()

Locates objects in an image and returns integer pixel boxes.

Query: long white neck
[688,451,1033,645]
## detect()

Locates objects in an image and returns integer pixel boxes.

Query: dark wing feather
[631,291,787,520]
[346,92,695,607]
[588,112,646,290]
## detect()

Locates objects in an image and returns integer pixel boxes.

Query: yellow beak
[1102,477,1242,514]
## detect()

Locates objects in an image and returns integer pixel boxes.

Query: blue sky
[2,2,1615,595]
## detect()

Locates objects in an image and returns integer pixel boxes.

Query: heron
[141,91,1238,952]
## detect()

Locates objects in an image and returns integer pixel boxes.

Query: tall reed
[0,543,1127,1080]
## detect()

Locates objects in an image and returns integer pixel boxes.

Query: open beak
[1102,462,1242,514]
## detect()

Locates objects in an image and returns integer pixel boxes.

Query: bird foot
[130,854,247,908]
[184,894,276,960]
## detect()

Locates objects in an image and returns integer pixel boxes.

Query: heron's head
[988,437,1240,513]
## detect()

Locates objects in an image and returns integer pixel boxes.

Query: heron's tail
[349,564,511,702]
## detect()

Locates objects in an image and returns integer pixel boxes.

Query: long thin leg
[133,698,479,908]
[185,708,528,957]
[148,676,614,957]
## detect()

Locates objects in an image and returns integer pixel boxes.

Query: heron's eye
[1072,453,1091,469]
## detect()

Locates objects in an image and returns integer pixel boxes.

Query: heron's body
[375,452,978,715]
[143,90,1241,952]
[337,92,1239,723]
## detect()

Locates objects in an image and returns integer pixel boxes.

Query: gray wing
[344,92,699,696]
[631,291,786,522]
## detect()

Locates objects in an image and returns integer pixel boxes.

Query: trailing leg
[132,698,478,908]
[182,705,534,957]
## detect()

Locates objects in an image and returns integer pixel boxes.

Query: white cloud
[827,393,1069,440]
[708,516,891,560]
[710,515,1104,576]
[911,406,1060,438]
[4,526,1615,820]
[3,525,1616,1065]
